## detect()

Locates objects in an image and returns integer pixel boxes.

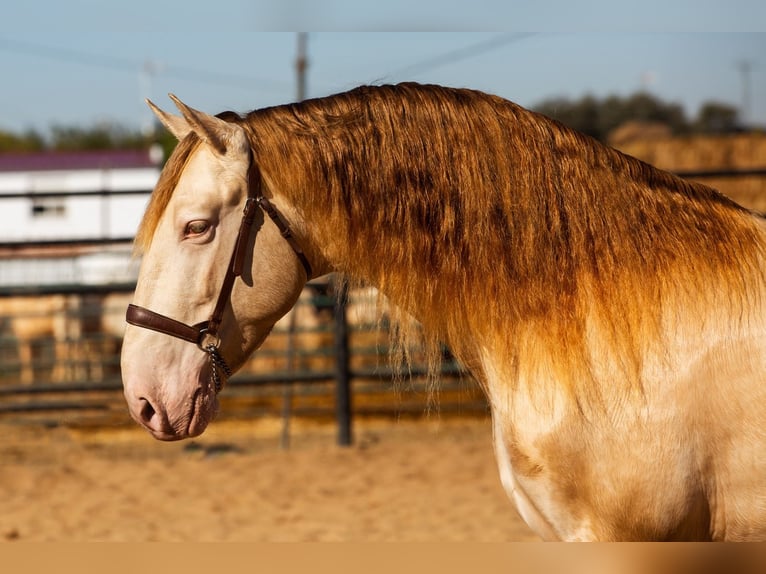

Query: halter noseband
[125,153,312,393]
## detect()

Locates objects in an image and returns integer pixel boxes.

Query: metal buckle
[197,327,222,352]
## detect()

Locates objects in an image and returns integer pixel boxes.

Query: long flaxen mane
[139,83,766,392]
[245,83,766,390]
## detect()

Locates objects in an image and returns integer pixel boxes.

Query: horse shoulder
[481,301,766,540]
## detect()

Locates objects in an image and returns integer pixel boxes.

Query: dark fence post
[334,280,352,446]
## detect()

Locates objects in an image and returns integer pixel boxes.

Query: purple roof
[0,149,161,172]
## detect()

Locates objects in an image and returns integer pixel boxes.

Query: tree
[49,122,149,151]
[151,123,178,165]
[533,92,750,142]
[534,92,690,142]
[534,95,603,140]
[693,102,740,133]
[0,129,45,153]
[622,92,687,133]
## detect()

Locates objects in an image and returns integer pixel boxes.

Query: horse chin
[146,386,219,442]
[183,386,220,439]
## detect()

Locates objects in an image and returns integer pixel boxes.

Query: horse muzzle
[124,370,220,441]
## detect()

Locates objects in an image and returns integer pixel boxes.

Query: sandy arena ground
[0,414,538,542]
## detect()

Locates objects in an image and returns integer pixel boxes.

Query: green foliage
[694,102,740,133]
[533,92,738,142]
[49,122,150,152]
[0,129,45,153]
[153,125,178,164]
[0,120,177,165]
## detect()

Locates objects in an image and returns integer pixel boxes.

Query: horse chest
[489,388,600,540]
[491,415,569,540]
[480,350,697,540]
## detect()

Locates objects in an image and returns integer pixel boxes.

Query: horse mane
[242,83,766,392]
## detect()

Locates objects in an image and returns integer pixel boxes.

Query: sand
[0,415,538,542]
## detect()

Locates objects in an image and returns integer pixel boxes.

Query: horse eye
[185,220,210,237]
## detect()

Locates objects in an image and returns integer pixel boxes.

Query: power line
[0,36,136,73]
[384,33,536,79]
[0,36,290,92]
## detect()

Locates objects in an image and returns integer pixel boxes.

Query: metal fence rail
[0,280,484,444]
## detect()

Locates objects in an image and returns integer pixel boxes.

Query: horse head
[121,96,311,440]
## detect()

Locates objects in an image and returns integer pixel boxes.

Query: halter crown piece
[125,153,311,393]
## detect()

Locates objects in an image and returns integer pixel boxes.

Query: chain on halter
[206,344,232,394]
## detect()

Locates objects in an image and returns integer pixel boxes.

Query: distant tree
[49,122,149,151]
[0,120,178,166]
[693,102,740,133]
[534,95,603,140]
[151,123,178,165]
[564,95,599,140]
[622,92,687,133]
[597,95,628,139]
[534,92,753,141]
[0,129,45,153]
[534,92,690,142]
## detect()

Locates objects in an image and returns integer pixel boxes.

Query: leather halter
[125,151,312,391]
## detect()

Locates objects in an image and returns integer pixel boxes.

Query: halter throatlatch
[125,155,311,394]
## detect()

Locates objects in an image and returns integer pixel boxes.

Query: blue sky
[1,2,765,136]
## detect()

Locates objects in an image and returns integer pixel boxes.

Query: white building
[0,148,160,288]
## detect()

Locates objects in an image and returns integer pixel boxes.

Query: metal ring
[197,327,222,352]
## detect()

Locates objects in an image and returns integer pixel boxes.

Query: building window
[31,197,66,218]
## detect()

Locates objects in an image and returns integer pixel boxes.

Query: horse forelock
[134,133,201,255]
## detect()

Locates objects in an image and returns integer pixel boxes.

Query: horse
[0,294,83,384]
[120,83,766,541]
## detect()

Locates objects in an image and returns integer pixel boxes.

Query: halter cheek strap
[125,156,311,393]
[256,195,312,279]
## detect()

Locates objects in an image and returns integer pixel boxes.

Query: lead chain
[206,344,232,394]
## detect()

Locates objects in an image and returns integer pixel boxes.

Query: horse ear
[146,99,192,141]
[168,94,236,156]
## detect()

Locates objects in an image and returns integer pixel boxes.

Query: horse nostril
[133,397,176,438]
[138,397,157,425]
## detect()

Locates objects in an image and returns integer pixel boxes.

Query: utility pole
[296,32,308,102]
[139,60,157,137]
[280,32,311,450]
[738,60,752,128]
[294,33,352,446]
